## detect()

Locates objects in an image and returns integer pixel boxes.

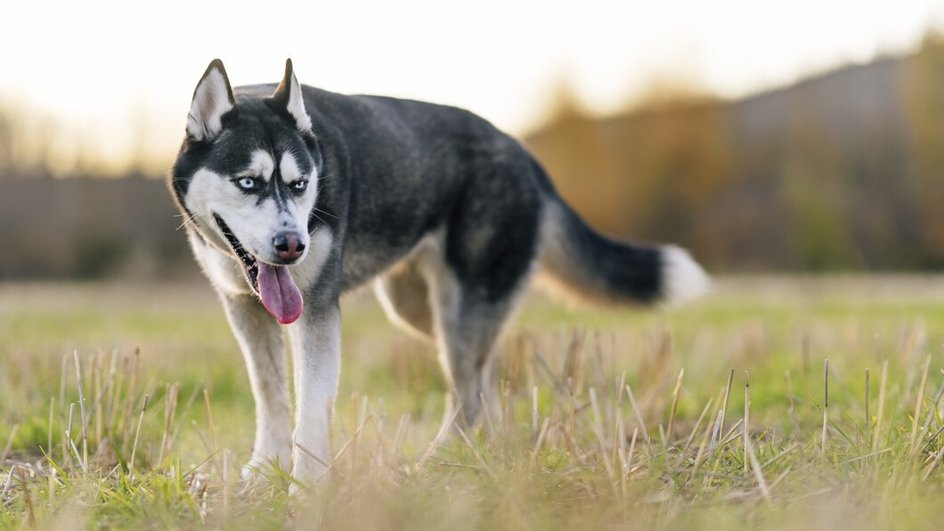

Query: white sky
[1,0,942,172]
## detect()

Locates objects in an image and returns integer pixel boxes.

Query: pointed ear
[271,58,313,134]
[186,59,235,142]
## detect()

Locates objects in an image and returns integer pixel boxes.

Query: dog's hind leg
[428,274,522,428]
[425,153,542,428]
[428,218,540,427]
[374,259,435,342]
[221,294,293,477]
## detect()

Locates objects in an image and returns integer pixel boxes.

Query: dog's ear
[271,59,313,134]
[186,59,235,142]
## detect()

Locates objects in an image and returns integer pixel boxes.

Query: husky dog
[168,59,708,488]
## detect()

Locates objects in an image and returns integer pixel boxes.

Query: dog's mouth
[214,214,260,290]
[213,214,304,325]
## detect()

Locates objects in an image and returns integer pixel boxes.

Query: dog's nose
[273,232,306,261]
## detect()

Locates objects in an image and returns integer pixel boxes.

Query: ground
[1,276,944,530]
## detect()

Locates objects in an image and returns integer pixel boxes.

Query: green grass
[2,276,944,529]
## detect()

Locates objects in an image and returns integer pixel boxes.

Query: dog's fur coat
[168,59,708,488]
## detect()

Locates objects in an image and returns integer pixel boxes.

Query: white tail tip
[661,245,710,304]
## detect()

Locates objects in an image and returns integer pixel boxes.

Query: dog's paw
[237,457,293,497]
[288,450,331,496]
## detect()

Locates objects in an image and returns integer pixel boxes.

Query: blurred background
[1,0,943,279]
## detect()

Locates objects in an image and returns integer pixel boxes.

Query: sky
[1,0,942,173]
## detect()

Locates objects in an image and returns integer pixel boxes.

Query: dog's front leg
[286,303,341,491]
[221,294,293,477]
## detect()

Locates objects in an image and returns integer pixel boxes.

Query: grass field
[2,276,944,530]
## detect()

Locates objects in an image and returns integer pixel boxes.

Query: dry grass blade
[158,384,179,466]
[530,417,550,468]
[865,368,871,435]
[332,414,372,464]
[391,414,410,462]
[203,389,218,469]
[872,360,889,454]
[712,369,735,448]
[691,411,716,479]
[761,443,799,469]
[416,404,464,468]
[666,368,684,447]
[221,448,230,517]
[820,359,830,455]
[531,386,539,438]
[624,384,650,445]
[744,371,750,473]
[19,470,36,527]
[66,403,81,468]
[293,441,333,481]
[129,394,150,473]
[1,424,18,463]
[479,391,496,437]
[121,350,141,445]
[847,448,894,464]
[744,433,772,504]
[0,468,14,498]
[455,425,496,480]
[909,355,931,456]
[588,388,617,488]
[73,351,88,472]
[681,397,714,458]
[922,444,944,481]
[47,397,54,456]
[625,427,638,479]
[170,383,203,454]
[785,370,800,437]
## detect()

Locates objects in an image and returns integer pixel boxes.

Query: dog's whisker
[309,212,329,227]
[312,206,337,219]
[174,213,201,232]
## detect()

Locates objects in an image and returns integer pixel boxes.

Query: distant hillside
[526,38,944,271]
[0,177,193,279]
[3,39,944,279]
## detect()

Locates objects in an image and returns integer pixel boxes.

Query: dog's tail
[536,179,709,307]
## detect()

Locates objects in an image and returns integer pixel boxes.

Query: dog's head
[171,59,321,324]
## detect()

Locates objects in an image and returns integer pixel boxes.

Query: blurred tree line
[526,33,944,272]
[1,35,944,279]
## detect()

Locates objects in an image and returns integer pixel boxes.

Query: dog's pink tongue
[257,262,303,324]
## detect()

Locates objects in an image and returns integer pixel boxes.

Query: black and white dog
[168,59,708,488]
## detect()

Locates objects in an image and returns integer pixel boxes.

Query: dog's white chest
[188,230,253,296]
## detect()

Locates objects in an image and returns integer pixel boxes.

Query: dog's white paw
[236,453,292,496]
[288,445,331,495]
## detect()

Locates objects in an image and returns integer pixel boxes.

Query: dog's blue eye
[236,177,258,191]
[292,180,308,192]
